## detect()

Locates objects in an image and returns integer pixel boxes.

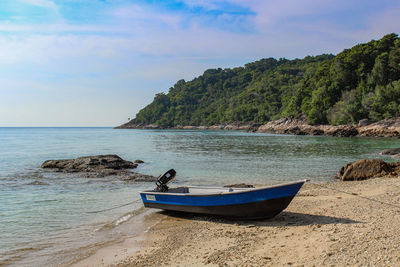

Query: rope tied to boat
[86,198,142,214]
[86,170,177,214]
[311,182,400,211]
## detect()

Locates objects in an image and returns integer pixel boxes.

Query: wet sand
[75,177,400,267]
[70,210,162,267]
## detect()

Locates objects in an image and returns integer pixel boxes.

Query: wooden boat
[140,169,307,219]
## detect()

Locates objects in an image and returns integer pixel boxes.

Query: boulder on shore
[41,155,156,181]
[335,159,400,181]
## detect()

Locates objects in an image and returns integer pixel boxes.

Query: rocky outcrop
[115,123,161,129]
[254,117,400,137]
[41,155,155,181]
[335,159,400,181]
[221,124,260,132]
[320,125,359,137]
[357,118,400,137]
[256,117,359,137]
[256,117,310,134]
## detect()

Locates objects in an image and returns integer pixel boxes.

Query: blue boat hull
[140,180,305,219]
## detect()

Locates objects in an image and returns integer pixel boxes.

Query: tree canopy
[132,33,400,127]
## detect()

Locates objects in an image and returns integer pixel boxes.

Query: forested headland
[123,33,400,128]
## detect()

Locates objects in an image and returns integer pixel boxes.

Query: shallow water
[0,127,398,266]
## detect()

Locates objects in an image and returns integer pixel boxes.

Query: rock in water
[380,147,400,157]
[41,155,158,181]
[26,180,50,186]
[335,159,400,181]
[41,155,137,172]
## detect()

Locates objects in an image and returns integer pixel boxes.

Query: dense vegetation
[131,33,400,127]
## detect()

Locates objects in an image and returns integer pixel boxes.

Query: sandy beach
[72,176,400,267]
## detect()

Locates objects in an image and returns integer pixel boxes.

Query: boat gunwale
[139,179,307,197]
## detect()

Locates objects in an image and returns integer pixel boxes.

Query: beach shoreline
[73,177,400,267]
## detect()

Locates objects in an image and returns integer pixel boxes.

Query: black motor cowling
[155,169,176,192]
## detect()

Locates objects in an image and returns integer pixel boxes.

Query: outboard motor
[155,169,176,192]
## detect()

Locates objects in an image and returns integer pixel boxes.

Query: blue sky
[0,0,399,126]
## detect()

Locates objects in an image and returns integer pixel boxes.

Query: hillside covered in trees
[128,33,400,127]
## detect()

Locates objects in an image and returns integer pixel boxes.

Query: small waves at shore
[98,207,146,231]
[6,208,152,267]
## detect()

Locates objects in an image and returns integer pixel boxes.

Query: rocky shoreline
[116,117,400,138]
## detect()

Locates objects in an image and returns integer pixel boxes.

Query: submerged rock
[380,147,400,158]
[41,155,156,181]
[25,180,50,186]
[80,170,157,182]
[335,159,400,181]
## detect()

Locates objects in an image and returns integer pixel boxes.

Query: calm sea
[0,127,398,266]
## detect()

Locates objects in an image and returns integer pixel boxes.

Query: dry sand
[76,177,400,267]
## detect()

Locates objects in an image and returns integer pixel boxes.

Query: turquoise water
[0,127,398,266]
